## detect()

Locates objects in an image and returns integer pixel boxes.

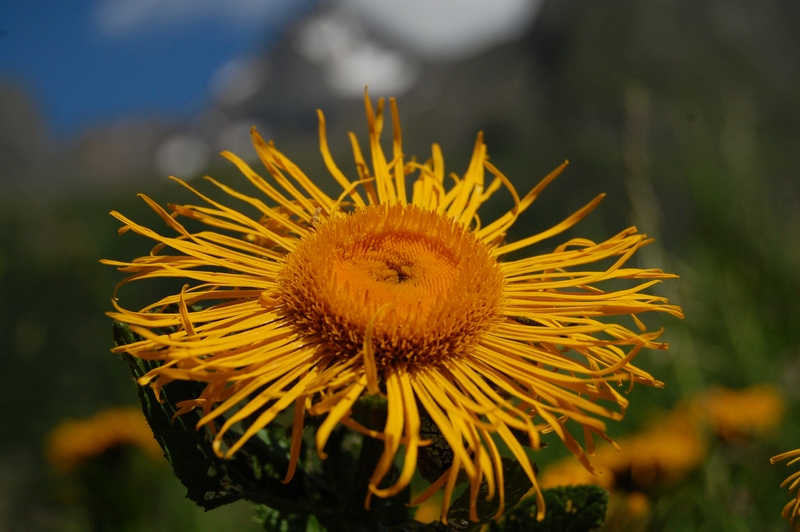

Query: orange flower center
[278,204,504,368]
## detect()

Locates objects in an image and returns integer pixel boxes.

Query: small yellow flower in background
[540,384,787,524]
[540,407,704,492]
[602,491,651,532]
[706,386,797,525]
[538,404,701,530]
[103,91,681,521]
[46,406,162,472]
[539,459,616,491]
[692,384,784,439]
[622,491,650,517]
[602,411,704,487]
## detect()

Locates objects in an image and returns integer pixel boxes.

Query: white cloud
[94,0,306,35]
[295,13,418,98]
[294,0,541,97]
[345,0,543,61]
[154,134,210,178]
[324,43,417,98]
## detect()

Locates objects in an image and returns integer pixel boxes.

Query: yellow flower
[601,411,703,488]
[46,407,162,471]
[539,459,615,491]
[772,448,800,524]
[103,92,682,522]
[540,407,704,492]
[603,491,651,532]
[691,385,784,440]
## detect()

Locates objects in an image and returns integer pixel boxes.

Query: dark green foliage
[442,458,536,531]
[253,505,323,532]
[494,485,608,532]
[69,443,166,531]
[114,320,308,512]
[113,320,421,531]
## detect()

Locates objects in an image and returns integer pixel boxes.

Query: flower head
[692,385,784,440]
[46,407,162,472]
[540,406,704,493]
[104,92,682,521]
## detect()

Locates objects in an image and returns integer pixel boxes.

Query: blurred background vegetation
[1,0,799,530]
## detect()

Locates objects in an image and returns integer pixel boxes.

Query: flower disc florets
[279,204,504,369]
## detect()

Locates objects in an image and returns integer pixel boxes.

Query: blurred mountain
[1,0,799,219]
[0,86,54,190]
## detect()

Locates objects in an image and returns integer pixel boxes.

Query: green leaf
[494,485,608,532]
[413,457,534,532]
[113,320,310,514]
[253,504,320,531]
[112,320,416,531]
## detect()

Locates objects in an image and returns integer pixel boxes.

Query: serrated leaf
[417,457,534,532]
[113,320,310,514]
[495,484,608,532]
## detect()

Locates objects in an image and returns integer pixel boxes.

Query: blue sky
[0,0,315,137]
[0,0,540,138]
